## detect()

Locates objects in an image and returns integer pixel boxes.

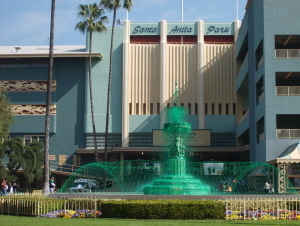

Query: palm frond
[75,3,108,33]
[100,0,121,11]
[123,0,133,11]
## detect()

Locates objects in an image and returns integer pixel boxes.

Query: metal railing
[276,86,300,96]
[277,129,300,139]
[275,49,300,59]
[2,196,300,220]
[50,162,81,174]
[225,197,300,220]
[0,196,98,217]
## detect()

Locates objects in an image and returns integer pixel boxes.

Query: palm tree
[76,3,108,162]
[43,0,55,194]
[100,0,133,162]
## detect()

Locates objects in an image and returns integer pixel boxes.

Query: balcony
[275,49,300,59]
[238,110,249,125]
[277,129,300,139]
[276,86,300,96]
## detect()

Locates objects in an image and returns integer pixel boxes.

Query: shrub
[101,199,224,219]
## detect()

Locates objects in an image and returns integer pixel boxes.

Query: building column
[197,20,205,129]
[278,162,291,193]
[122,20,130,147]
[234,20,241,42]
[160,20,167,129]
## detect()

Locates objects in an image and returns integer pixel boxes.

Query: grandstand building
[1,0,300,191]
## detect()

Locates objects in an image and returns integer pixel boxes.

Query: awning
[268,142,300,164]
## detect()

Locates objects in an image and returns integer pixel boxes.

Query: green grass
[2,215,300,226]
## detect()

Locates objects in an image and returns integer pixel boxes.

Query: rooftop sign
[130,22,234,36]
[167,23,197,35]
[204,23,234,36]
[131,23,160,35]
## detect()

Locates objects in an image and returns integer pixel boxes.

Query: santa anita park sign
[130,22,234,36]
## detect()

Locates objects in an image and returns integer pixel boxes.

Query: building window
[276,72,300,96]
[257,117,265,143]
[98,155,103,162]
[24,135,45,145]
[256,76,264,104]
[130,36,160,44]
[19,175,26,189]
[110,155,117,162]
[188,103,191,114]
[58,155,67,165]
[72,155,81,166]
[256,40,264,70]
[0,58,48,67]
[226,104,229,115]
[167,35,197,44]
[275,35,300,59]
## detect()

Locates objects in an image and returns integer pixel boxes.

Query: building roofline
[0,45,102,59]
[0,52,102,58]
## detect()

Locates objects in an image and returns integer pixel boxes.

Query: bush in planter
[100,199,224,219]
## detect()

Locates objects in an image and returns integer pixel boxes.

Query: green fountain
[143,84,211,195]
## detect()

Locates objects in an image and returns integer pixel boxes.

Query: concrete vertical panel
[160,20,167,128]
[197,20,205,129]
[234,20,242,42]
[122,20,130,147]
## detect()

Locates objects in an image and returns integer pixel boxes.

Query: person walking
[1,178,8,196]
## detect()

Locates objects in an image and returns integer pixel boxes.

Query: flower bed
[40,209,102,218]
[225,209,300,220]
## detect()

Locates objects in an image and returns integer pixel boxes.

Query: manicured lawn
[2,215,300,226]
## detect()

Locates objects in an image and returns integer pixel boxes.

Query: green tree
[0,137,44,186]
[99,0,133,162]
[43,0,56,195]
[0,92,14,138]
[76,3,108,162]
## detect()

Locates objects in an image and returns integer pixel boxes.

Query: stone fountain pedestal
[144,157,211,195]
[144,109,211,195]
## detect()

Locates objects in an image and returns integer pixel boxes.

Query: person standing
[1,178,8,196]
[225,183,232,193]
[264,180,270,193]
[49,177,56,193]
[12,179,18,193]
[269,180,274,193]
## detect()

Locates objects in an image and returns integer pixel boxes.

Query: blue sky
[0,0,247,46]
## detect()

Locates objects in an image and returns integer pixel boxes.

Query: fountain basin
[144,175,211,195]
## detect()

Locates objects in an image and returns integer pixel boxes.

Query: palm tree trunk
[104,6,117,162]
[89,30,98,162]
[43,0,55,194]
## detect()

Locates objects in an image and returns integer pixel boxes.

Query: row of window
[128,103,236,115]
